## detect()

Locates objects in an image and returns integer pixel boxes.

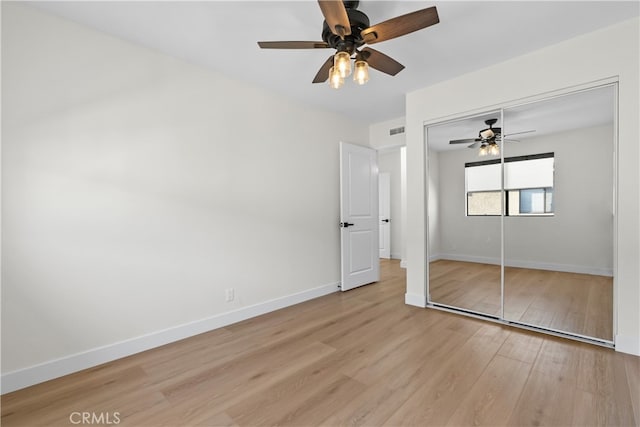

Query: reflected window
[465,153,554,216]
[509,187,554,215]
[467,191,501,215]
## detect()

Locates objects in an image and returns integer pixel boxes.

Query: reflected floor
[429,260,613,341]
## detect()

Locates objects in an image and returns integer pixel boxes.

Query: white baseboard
[616,333,640,356]
[434,253,613,277]
[1,282,339,394]
[400,259,407,268]
[405,293,427,307]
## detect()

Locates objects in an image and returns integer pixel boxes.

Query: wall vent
[389,126,405,136]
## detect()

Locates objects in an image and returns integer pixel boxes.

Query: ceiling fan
[449,118,536,156]
[257,0,439,88]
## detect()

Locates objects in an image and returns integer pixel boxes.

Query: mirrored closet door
[425,84,615,344]
[426,111,502,318]
[502,86,615,342]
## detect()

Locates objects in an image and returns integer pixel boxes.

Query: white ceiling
[427,84,615,151]
[30,1,639,124]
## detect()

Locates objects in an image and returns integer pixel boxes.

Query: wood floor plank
[445,355,532,426]
[432,260,613,340]
[323,323,482,426]
[531,337,582,383]
[319,384,401,427]
[271,374,367,426]
[196,411,238,427]
[497,329,544,364]
[1,366,154,426]
[625,353,640,424]
[224,320,412,424]
[225,354,351,426]
[160,340,335,404]
[384,323,511,426]
[584,277,613,340]
[576,346,637,426]
[132,340,337,426]
[2,259,638,427]
[378,318,473,393]
[507,367,576,426]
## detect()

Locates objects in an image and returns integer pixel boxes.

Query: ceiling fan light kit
[479,128,495,139]
[328,66,344,89]
[334,50,352,78]
[258,0,440,89]
[449,118,535,157]
[353,59,369,85]
[478,142,500,157]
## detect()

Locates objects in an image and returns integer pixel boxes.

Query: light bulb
[489,143,500,156]
[353,60,369,85]
[328,66,344,89]
[479,145,488,157]
[334,51,351,78]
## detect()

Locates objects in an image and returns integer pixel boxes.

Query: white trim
[405,292,427,307]
[611,82,619,360]
[434,253,613,277]
[0,281,339,394]
[615,334,640,356]
[400,259,407,268]
[428,303,614,349]
[436,253,500,266]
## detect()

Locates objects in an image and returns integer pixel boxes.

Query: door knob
[382,219,390,223]
[340,222,354,228]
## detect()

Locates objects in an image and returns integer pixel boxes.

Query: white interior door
[378,172,391,259]
[340,142,380,291]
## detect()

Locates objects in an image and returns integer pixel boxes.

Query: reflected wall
[425,85,615,343]
[503,87,614,341]
[427,112,502,317]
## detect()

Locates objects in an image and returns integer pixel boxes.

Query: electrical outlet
[225,288,235,302]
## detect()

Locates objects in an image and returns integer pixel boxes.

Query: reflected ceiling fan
[257,0,439,88]
[449,118,536,156]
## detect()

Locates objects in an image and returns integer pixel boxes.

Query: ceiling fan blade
[312,55,335,83]
[468,141,481,148]
[361,6,439,45]
[504,129,536,137]
[258,41,330,49]
[318,0,351,38]
[503,139,520,143]
[360,47,404,76]
[450,138,481,144]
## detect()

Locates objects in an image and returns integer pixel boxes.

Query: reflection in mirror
[426,112,502,317]
[503,86,614,342]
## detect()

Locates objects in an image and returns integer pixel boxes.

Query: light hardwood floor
[429,259,613,341]
[2,260,637,426]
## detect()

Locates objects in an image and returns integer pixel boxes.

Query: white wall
[378,149,402,259]
[370,117,408,264]
[431,125,614,276]
[369,116,405,149]
[1,3,368,389]
[406,18,639,355]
